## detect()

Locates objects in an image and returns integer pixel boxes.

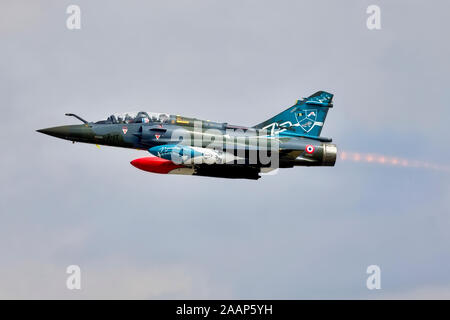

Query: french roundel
[305,145,315,154]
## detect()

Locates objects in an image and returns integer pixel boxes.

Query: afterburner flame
[339,151,450,173]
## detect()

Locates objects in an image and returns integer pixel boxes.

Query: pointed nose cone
[36,125,94,142]
[36,126,66,138]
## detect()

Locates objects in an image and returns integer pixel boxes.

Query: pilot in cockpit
[149,114,159,122]
[107,115,117,124]
[135,111,150,124]
[159,113,169,123]
[124,114,133,123]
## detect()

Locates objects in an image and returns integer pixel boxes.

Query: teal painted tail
[253,91,333,137]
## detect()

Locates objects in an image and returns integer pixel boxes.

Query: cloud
[380,285,450,300]
[0,261,216,299]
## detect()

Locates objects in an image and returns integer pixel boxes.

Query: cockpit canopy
[96,111,170,124]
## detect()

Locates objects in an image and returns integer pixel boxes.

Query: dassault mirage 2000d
[37,91,337,180]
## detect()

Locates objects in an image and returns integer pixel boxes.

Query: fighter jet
[37,91,337,180]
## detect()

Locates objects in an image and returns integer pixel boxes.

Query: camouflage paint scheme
[37,91,337,180]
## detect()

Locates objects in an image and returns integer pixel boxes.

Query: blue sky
[0,0,449,298]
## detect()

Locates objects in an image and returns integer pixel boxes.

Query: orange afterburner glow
[338,151,450,173]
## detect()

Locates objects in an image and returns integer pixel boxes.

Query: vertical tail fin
[253,91,333,137]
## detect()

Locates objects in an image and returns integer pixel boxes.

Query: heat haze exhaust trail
[338,151,450,173]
